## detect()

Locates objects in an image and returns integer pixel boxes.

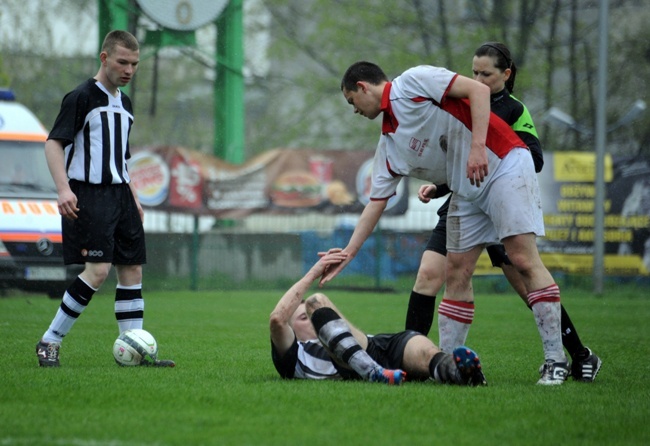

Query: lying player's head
[289,301,318,342]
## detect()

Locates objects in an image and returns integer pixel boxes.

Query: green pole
[98,0,135,95]
[191,215,200,291]
[214,0,245,164]
[98,0,132,49]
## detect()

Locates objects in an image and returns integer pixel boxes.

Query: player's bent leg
[501,233,554,293]
[500,264,529,302]
[413,250,447,296]
[401,335,439,380]
[309,306,399,383]
[305,293,367,348]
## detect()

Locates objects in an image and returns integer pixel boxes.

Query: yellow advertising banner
[526,152,648,276]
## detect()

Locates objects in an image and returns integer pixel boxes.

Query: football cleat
[115,358,176,367]
[452,346,488,386]
[571,347,602,382]
[148,359,176,368]
[537,360,569,385]
[36,340,61,367]
[369,367,406,385]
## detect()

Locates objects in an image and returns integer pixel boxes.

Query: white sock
[437,299,474,353]
[528,284,566,363]
[43,276,96,343]
[531,301,566,362]
[115,284,145,333]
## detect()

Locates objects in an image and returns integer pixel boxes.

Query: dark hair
[474,42,517,93]
[341,61,389,92]
[101,30,139,55]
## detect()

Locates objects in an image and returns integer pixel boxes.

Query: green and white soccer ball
[113,329,158,366]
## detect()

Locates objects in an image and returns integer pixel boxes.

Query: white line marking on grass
[0,437,163,446]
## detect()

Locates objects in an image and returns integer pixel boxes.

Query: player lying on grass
[269,250,487,386]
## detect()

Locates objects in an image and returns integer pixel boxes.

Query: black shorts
[486,244,511,267]
[366,330,420,369]
[424,195,450,256]
[62,180,146,265]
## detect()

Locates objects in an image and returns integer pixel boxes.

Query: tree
[0,54,10,87]
[247,0,649,156]
[1,0,648,157]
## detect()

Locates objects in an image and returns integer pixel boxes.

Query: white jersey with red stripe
[369,65,527,202]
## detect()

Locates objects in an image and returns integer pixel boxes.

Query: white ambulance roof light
[0,89,16,101]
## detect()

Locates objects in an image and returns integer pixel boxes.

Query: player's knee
[305,293,330,313]
[505,251,535,273]
[82,263,111,287]
[414,265,444,293]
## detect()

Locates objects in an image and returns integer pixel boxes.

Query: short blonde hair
[101,30,139,55]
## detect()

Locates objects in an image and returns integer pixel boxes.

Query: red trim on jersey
[380,73,524,157]
[386,159,400,178]
[369,195,393,202]
[443,74,458,101]
[381,82,399,134]
[439,98,527,158]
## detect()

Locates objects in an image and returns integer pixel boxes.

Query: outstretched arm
[269,250,348,355]
[318,199,387,286]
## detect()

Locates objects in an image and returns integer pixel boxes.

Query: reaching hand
[315,248,351,287]
[311,249,347,278]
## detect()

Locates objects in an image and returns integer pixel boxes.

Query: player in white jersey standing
[35,30,173,368]
[319,61,568,384]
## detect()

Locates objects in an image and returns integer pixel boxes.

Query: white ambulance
[0,89,81,297]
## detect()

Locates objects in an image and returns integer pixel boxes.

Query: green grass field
[1,284,648,445]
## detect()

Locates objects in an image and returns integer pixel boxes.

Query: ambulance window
[0,140,55,190]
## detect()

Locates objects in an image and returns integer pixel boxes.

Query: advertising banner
[130,147,649,277]
[129,146,408,218]
[475,152,650,276]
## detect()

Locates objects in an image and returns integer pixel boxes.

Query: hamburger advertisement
[129,146,408,217]
[270,170,322,208]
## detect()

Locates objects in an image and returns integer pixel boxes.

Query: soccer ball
[113,329,158,366]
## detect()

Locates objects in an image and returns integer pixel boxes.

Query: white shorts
[446,148,545,253]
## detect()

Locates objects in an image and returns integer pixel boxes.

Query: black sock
[428,352,445,377]
[560,304,588,360]
[405,291,436,335]
[428,352,458,383]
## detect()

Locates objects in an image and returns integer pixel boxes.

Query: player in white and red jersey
[320,61,568,385]
[405,43,601,383]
